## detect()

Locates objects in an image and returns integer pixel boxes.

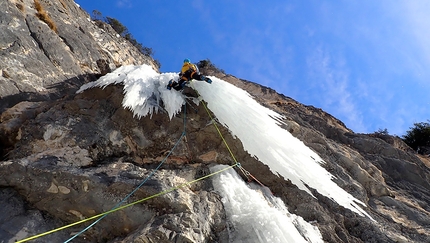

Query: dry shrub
[16,3,25,13]
[59,0,67,9]
[2,70,11,79]
[34,0,58,33]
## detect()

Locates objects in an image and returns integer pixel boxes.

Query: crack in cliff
[25,17,53,65]
[59,35,74,53]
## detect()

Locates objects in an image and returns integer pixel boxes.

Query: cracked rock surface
[1,0,430,242]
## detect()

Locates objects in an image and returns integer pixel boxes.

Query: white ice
[78,64,373,241]
[211,164,323,243]
[77,65,184,119]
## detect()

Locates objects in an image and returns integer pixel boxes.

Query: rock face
[201,71,430,243]
[1,1,430,243]
[0,0,155,112]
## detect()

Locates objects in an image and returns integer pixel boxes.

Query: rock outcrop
[201,70,430,243]
[0,0,155,112]
[1,0,430,243]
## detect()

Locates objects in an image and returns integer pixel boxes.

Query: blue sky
[75,0,430,136]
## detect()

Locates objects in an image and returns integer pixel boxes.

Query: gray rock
[0,0,155,112]
[0,0,429,242]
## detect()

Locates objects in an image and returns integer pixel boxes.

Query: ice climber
[167,58,212,91]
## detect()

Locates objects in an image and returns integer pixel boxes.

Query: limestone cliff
[1,0,430,243]
[0,0,155,111]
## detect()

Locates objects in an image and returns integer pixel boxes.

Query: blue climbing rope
[17,89,267,243]
[64,105,188,243]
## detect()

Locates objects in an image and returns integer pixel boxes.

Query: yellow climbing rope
[192,84,255,181]
[189,81,239,164]
[16,164,237,243]
[17,83,260,242]
[199,97,239,164]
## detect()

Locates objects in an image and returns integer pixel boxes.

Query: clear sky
[74,0,430,136]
